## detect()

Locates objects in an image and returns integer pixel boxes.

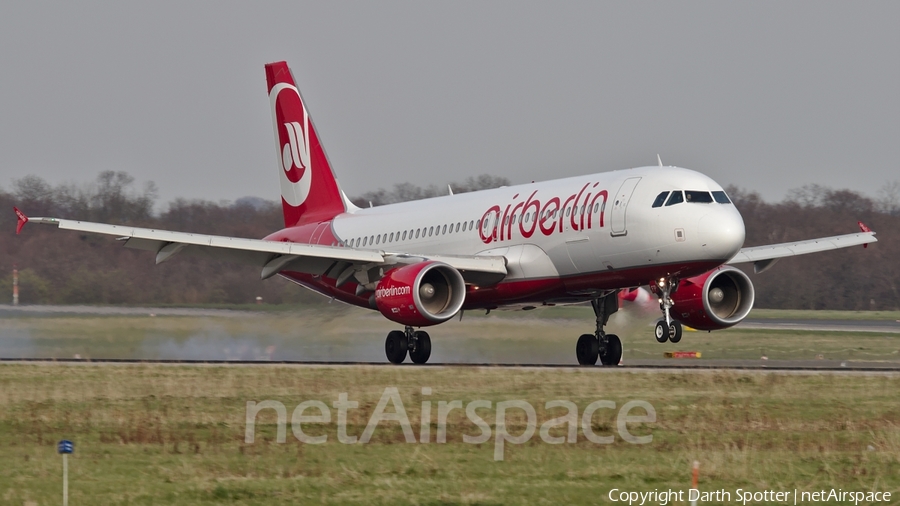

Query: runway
[2,357,899,374]
[739,318,900,334]
[3,305,899,368]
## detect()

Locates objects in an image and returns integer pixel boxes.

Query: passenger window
[442,224,447,234]
[370,235,374,244]
[665,191,684,206]
[476,220,480,229]
[402,231,407,240]
[652,191,669,208]
[712,191,732,204]
[389,232,394,242]
[363,237,368,246]
[456,223,460,232]
[685,191,713,203]
[375,235,380,245]
[462,222,467,232]
[415,229,420,239]
[428,226,433,237]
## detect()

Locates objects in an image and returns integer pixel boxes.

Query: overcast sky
[1,2,897,208]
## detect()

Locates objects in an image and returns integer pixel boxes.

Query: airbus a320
[14,61,877,365]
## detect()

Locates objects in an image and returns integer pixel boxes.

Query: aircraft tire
[409,331,432,364]
[385,330,408,364]
[600,334,622,366]
[654,321,669,343]
[576,334,599,365]
[668,321,683,344]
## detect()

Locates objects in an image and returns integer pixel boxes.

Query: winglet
[13,207,28,234]
[858,221,872,248]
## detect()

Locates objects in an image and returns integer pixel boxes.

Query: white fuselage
[331,166,744,281]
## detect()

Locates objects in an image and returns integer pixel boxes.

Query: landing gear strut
[652,277,682,344]
[385,326,432,364]
[575,292,622,366]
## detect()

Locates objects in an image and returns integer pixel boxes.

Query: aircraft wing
[726,222,877,274]
[16,212,508,284]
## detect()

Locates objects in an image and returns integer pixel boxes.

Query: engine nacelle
[374,261,466,327]
[670,266,755,331]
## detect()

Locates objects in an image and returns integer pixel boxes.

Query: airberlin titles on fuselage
[479,182,608,245]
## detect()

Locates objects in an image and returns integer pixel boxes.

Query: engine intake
[374,261,466,326]
[670,266,755,331]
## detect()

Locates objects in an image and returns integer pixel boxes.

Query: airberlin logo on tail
[270,83,313,207]
[282,121,310,174]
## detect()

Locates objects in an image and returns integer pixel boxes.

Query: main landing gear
[652,277,682,344]
[575,293,622,366]
[385,326,432,365]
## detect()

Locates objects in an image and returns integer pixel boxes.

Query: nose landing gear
[651,277,683,344]
[654,319,683,343]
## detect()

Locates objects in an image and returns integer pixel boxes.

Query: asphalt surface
[739,318,900,334]
[2,357,899,374]
[2,305,899,370]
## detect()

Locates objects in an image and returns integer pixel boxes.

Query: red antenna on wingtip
[13,207,28,234]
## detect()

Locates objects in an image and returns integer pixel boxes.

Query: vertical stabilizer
[265,61,347,227]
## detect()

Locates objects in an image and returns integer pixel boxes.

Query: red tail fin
[266,62,347,227]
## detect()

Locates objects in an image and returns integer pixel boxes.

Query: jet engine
[670,266,755,331]
[374,261,466,327]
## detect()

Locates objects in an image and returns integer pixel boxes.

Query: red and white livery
[15,61,878,365]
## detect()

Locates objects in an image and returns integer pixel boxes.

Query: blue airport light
[58,440,74,454]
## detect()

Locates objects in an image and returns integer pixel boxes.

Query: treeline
[351,175,511,207]
[0,172,509,306]
[727,184,899,310]
[0,172,898,309]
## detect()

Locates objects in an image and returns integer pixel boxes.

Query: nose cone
[698,208,745,260]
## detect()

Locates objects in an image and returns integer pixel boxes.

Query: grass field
[0,364,897,505]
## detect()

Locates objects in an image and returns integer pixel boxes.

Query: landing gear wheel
[409,331,432,364]
[576,334,599,365]
[600,334,622,366]
[668,321,683,344]
[654,321,669,343]
[385,330,408,364]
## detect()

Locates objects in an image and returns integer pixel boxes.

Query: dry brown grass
[0,364,898,504]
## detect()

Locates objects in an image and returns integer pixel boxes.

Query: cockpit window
[685,191,713,203]
[712,191,732,204]
[664,191,684,206]
[652,191,669,208]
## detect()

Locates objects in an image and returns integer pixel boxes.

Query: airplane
[14,61,878,366]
